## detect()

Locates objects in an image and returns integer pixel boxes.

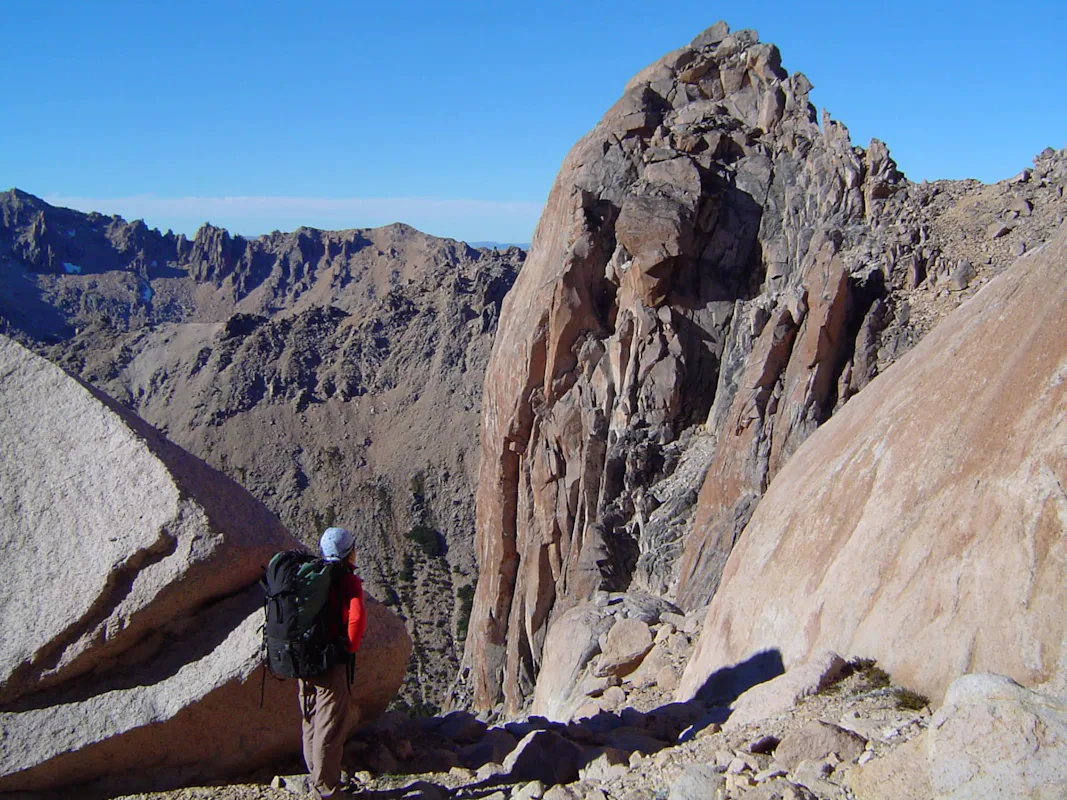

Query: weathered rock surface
[0,335,290,703]
[848,673,1067,800]
[459,19,1067,714]
[0,337,411,793]
[678,222,1067,705]
[0,189,523,712]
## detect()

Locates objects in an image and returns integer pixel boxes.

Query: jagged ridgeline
[0,186,525,712]
[457,21,1067,713]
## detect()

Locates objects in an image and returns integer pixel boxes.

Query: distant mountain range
[0,187,525,712]
[468,240,530,251]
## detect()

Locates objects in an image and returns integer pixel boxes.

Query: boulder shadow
[694,648,785,707]
[338,651,786,797]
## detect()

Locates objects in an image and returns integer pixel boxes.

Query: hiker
[299,526,367,798]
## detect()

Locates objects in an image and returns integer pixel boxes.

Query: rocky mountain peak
[457,20,1067,714]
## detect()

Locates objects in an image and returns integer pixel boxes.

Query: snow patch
[62,262,82,274]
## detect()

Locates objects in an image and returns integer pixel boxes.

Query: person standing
[299,526,367,799]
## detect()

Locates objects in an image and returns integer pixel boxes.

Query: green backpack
[261,551,339,678]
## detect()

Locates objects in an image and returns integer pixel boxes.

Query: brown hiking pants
[299,661,350,798]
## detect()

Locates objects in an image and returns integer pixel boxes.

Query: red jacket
[330,564,367,653]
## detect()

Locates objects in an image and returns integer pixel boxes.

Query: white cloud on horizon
[41,193,542,243]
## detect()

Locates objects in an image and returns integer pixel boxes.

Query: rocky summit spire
[453,19,1063,715]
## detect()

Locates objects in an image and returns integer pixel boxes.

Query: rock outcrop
[677,222,1067,706]
[0,336,411,794]
[848,673,1067,799]
[460,19,1067,714]
[529,592,680,722]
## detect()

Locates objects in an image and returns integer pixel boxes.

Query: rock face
[0,336,411,793]
[678,223,1067,706]
[460,19,1067,713]
[848,673,1067,800]
[0,189,522,712]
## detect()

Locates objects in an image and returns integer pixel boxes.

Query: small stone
[1011,241,1026,257]
[682,610,706,635]
[502,730,584,784]
[748,735,781,755]
[660,611,687,629]
[988,222,1012,239]
[512,780,546,800]
[655,665,680,692]
[606,726,668,755]
[691,20,730,49]
[755,767,788,782]
[476,763,507,782]
[949,260,976,291]
[727,755,755,774]
[774,721,867,769]
[1008,198,1033,216]
[449,767,476,782]
[437,710,488,743]
[405,784,449,800]
[578,747,630,782]
[714,749,736,767]
[543,786,581,800]
[669,765,726,800]
[565,722,594,742]
[582,674,612,698]
[665,632,692,656]
[1010,168,1032,184]
[677,715,722,743]
[594,618,654,677]
[271,775,312,794]
[725,772,755,793]
[654,624,675,644]
[601,685,627,707]
[791,757,833,787]
[574,700,604,720]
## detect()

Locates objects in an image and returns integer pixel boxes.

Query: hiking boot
[320,781,361,798]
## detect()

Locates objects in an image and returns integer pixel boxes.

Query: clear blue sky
[3,0,1064,244]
